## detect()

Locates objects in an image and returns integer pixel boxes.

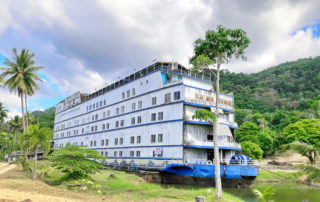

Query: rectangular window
[101,151,103,155]
[174,91,180,100]
[95,125,97,131]
[131,117,136,125]
[104,99,106,106]
[101,139,105,146]
[130,136,134,144]
[107,110,110,117]
[151,134,156,143]
[105,139,109,146]
[120,138,123,145]
[165,93,171,103]
[105,151,108,157]
[158,112,163,120]
[114,151,117,157]
[137,136,141,144]
[82,128,84,134]
[116,108,119,114]
[106,123,110,129]
[103,111,106,118]
[132,103,136,110]
[119,151,123,157]
[122,92,125,99]
[138,101,142,109]
[95,114,98,120]
[100,101,102,107]
[158,134,163,143]
[94,141,96,146]
[115,121,119,128]
[136,151,141,157]
[151,113,156,121]
[91,126,94,132]
[93,104,95,110]
[121,106,125,113]
[137,116,142,124]
[120,120,124,127]
[132,88,136,96]
[152,97,157,105]
[92,115,94,121]
[127,90,130,98]
[102,124,106,130]
[130,151,134,157]
[114,138,118,145]
[90,141,93,147]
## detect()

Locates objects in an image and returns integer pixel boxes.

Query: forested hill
[220,56,320,113]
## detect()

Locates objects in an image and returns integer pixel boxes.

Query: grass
[31,160,244,202]
[256,169,301,182]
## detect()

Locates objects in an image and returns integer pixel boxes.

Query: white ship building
[53,62,241,165]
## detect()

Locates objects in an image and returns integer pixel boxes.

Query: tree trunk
[214,63,222,198]
[32,145,38,180]
[20,92,26,133]
[25,94,29,129]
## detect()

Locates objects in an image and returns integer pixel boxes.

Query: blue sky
[0,0,320,117]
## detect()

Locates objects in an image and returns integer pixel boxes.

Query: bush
[48,145,106,179]
[241,141,263,159]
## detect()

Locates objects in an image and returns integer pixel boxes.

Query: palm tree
[20,124,53,180]
[9,115,22,142]
[283,141,319,164]
[1,48,43,132]
[0,102,8,127]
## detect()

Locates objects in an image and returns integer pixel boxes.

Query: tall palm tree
[9,115,22,142]
[20,124,53,180]
[0,102,8,127]
[1,48,43,132]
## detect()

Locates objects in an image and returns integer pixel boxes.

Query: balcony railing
[184,115,238,128]
[185,98,234,111]
[185,140,241,149]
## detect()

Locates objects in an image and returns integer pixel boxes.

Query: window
[101,151,103,155]
[136,151,141,157]
[131,117,136,125]
[100,101,102,107]
[82,128,84,134]
[104,99,106,106]
[103,111,106,118]
[132,88,136,96]
[94,141,96,146]
[91,126,94,132]
[158,112,163,120]
[89,105,92,111]
[151,134,156,143]
[158,134,163,143]
[121,106,125,113]
[151,113,156,121]
[132,103,136,110]
[114,138,118,145]
[102,124,106,130]
[90,141,93,147]
[127,90,130,98]
[122,92,125,99]
[120,138,123,145]
[137,136,141,144]
[114,151,117,157]
[165,93,171,103]
[106,123,110,129]
[95,125,97,131]
[119,151,123,157]
[130,151,134,157]
[115,121,119,128]
[92,115,94,121]
[107,110,110,117]
[130,136,134,144]
[105,151,108,157]
[120,120,124,127]
[105,139,109,146]
[174,91,180,100]
[101,139,105,146]
[116,108,120,114]
[137,116,142,124]
[138,101,142,109]
[152,97,157,105]
[93,104,95,110]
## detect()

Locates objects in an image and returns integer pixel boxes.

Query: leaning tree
[190,25,250,198]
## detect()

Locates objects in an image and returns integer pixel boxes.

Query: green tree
[9,115,22,142]
[49,145,106,179]
[1,48,43,132]
[0,132,15,161]
[257,131,274,156]
[236,121,260,143]
[20,124,53,180]
[283,141,319,164]
[0,102,8,127]
[241,141,263,159]
[190,25,250,198]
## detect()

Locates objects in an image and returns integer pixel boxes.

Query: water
[224,183,320,202]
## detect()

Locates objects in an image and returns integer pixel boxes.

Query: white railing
[185,98,234,111]
[217,118,238,128]
[188,159,259,166]
[186,140,241,149]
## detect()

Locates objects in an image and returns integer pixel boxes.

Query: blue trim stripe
[55,101,183,132]
[185,145,242,151]
[106,157,183,160]
[55,82,183,123]
[183,101,235,112]
[92,144,182,150]
[184,120,238,129]
[53,119,184,140]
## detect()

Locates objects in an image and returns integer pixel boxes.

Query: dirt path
[0,162,102,202]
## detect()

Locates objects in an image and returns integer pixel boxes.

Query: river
[224,183,320,202]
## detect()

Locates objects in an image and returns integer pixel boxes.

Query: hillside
[220,56,320,113]
[31,107,55,129]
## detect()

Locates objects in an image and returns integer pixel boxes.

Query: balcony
[185,97,235,112]
[217,118,238,128]
[185,140,241,150]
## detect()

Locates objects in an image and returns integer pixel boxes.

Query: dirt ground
[0,162,104,202]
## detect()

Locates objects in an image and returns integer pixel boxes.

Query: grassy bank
[28,160,243,202]
[256,169,301,183]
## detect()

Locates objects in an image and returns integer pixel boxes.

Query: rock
[109,173,116,178]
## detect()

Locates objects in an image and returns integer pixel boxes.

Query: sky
[0,0,320,117]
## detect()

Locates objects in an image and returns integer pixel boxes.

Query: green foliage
[236,121,260,143]
[282,141,319,164]
[257,131,274,156]
[31,107,55,129]
[299,164,320,182]
[0,102,8,124]
[192,109,217,123]
[0,132,15,159]
[253,187,274,202]
[48,145,107,179]
[241,141,263,159]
